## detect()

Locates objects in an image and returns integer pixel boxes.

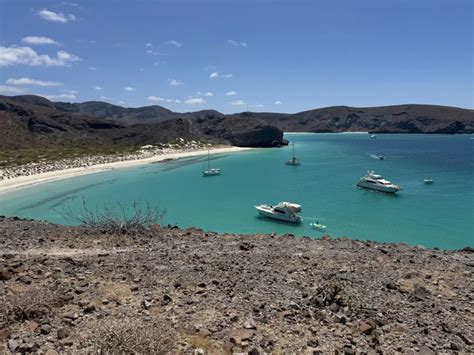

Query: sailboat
[202,150,221,176]
[285,143,301,166]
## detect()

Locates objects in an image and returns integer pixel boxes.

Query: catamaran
[285,143,301,166]
[202,150,221,176]
[356,171,402,193]
[255,202,302,223]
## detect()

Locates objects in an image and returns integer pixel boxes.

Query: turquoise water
[1,134,473,249]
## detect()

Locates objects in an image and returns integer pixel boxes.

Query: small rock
[307,339,319,347]
[0,268,12,281]
[359,321,374,335]
[57,327,70,340]
[40,324,52,334]
[161,294,172,306]
[243,317,257,330]
[84,303,96,313]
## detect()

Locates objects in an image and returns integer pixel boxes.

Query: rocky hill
[0,217,472,353]
[241,104,474,134]
[0,95,283,150]
[5,96,473,135]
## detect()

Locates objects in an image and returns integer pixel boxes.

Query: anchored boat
[357,171,402,193]
[285,143,301,166]
[255,202,302,223]
[202,150,221,176]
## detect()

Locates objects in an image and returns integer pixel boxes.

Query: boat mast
[207,150,210,169]
[293,142,295,159]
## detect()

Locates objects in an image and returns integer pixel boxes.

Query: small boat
[310,222,327,230]
[370,134,376,139]
[357,171,402,193]
[202,150,221,176]
[424,179,434,184]
[255,202,302,223]
[285,143,301,166]
[378,155,385,160]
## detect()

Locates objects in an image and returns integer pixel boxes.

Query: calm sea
[1,134,473,249]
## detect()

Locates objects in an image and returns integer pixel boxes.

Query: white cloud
[168,79,183,86]
[0,85,25,94]
[22,36,59,45]
[0,46,80,67]
[45,93,76,100]
[204,65,217,71]
[210,72,233,79]
[100,95,111,100]
[228,40,247,48]
[165,40,183,47]
[124,86,136,91]
[117,101,126,105]
[148,96,164,101]
[88,66,97,71]
[62,89,78,94]
[146,49,161,56]
[250,104,264,108]
[94,86,103,90]
[145,43,153,47]
[6,77,63,87]
[274,100,282,105]
[38,9,75,23]
[225,91,237,96]
[174,99,181,103]
[204,92,214,96]
[185,98,205,105]
[230,100,246,106]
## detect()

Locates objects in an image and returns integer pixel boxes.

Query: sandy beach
[0,146,251,195]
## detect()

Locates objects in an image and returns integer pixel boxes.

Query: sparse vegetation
[0,145,137,167]
[58,199,166,235]
[87,317,175,354]
[0,287,61,326]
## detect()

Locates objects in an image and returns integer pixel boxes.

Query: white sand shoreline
[0,146,252,195]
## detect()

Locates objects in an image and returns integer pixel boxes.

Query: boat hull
[202,168,221,176]
[356,181,400,193]
[255,207,301,223]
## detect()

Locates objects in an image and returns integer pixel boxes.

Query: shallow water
[1,134,473,249]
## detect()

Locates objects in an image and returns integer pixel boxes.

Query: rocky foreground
[0,218,473,354]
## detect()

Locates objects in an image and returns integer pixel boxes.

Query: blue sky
[0,0,472,113]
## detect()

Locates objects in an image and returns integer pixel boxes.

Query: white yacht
[357,171,402,193]
[202,150,221,176]
[255,202,302,223]
[285,143,301,166]
[424,179,434,184]
[370,134,377,139]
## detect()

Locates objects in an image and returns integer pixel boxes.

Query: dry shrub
[58,199,166,236]
[0,286,61,325]
[87,317,175,354]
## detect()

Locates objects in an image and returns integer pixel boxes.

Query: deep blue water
[1,134,473,249]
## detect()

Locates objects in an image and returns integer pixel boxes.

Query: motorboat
[285,143,301,166]
[202,150,221,176]
[255,202,302,223]
[378,155,385,160]
[424,179,434,184]
[356,171,402,193]
[370,134,376,139]
[310,222,327,230]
